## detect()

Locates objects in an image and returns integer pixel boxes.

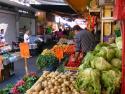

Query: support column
[122,21,125,94]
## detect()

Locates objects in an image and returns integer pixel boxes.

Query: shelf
[89,8,101,12]
[101,17,115,22]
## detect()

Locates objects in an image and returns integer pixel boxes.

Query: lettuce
[111,58,121,69]
[76,68,101,94]
[96,47,115,61]
[116,37,122,49]
[91,57,112,71]
[101,70,121,94]
[79,52,95,70]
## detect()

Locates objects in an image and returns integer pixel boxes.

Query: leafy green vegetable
[101,69,121,94]
[76,68,101,94]
[91,57,112,71]
[95,43,109,52]
[116,37,122,49]
[36,54,58,69]
[111,58,121,69]
[115,48,122,59]
[96,47,115,61]
[79,52,95,70]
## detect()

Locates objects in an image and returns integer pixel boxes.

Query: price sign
[19,43,30,58]
[19,43,30,75]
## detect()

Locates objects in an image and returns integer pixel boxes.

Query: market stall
[0,0,124,94]
[0,43,19,82]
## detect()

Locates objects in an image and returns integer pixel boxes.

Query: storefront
[0,9,17,44]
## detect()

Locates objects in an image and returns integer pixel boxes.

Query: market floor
[0,40,57,89]
[0,56,42,89]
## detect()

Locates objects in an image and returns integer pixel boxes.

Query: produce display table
[0,44,19,82]
[51,44,75,61]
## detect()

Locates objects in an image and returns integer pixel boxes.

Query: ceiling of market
[31,0,90,17]
[35,0,67,5]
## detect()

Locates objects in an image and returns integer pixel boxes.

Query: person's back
[75,29,96,53]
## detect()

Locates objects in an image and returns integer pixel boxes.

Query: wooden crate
[65,66,78,73]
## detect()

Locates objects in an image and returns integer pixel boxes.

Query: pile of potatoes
[26,71,82,94]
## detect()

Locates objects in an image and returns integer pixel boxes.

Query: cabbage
[79,52,95,70]
[96,47,115,61]
[111,58,121,69]
[76,68,101,94]
[101,70,121,94]
[91,57,112,71]
[115,48,122,59]
[116,37,122,49]
[95,43,109,52]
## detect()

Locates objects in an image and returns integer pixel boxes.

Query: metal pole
[121,21,125,94]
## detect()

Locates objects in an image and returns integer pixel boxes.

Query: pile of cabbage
[76,43,122,94]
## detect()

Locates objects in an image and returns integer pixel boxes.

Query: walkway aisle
[0,56,40,89]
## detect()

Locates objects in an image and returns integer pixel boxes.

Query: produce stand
[0,44,18,82]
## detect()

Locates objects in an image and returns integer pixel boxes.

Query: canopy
[31,4,76,14]
[35,0,67,5]
[31,0,90,15]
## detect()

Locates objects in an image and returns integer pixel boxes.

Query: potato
[26,89,32,94]
[34,83,41,92]
[48,84,53,88]
[57,89,61,93]
[62,92,67,94]
[61,87,67,92]
[58,78,63,83]
[61,83,66,87]
[48,81,52,85]
[43,81,48,87]
[55,81,59,86]
[29,89,35,92]
[50,89,55,93]
[61,75,67,79]
[39,90,44,94]
[54,71,59,75]
[43,71,50,76]
[54,86,58,90]
[64,81,69,86]
[44,87,49,91]
[32,92,39,94]
[45,90,50,94]
[51,93,55,94]
[51,79,55,83]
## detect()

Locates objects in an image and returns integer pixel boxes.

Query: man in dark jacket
[72,25,97,61]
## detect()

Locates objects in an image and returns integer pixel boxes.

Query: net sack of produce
[101,69,121,94]
[75,68,101,94]
[111,58,121,70]
[79,52,95,70]
[91,57,112,71]
[96,47,115,61]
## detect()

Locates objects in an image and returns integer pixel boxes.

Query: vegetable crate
[64,66,78,73]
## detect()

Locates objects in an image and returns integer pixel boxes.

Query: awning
[31,4,76,15]
[31,0,90,16]
[35,0,67,5]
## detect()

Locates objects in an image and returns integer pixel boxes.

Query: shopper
[24,30,30,43]
[0,29,5,43]
[72,25,96,62]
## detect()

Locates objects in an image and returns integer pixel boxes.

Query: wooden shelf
[89,8,101,12]
[102,17,115,22]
